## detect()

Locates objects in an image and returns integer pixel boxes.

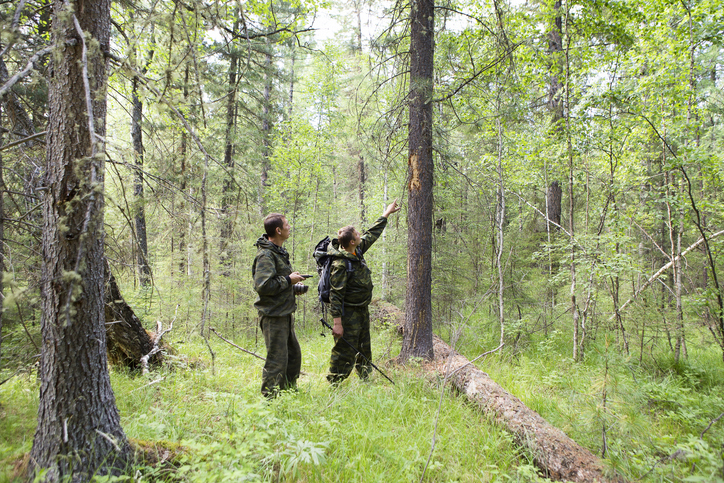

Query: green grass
[0,371,37,482]
[1,321,723,482]
[456,327,724,483]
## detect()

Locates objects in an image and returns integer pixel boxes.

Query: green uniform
[252,236,301,397]
[326,217,388,383]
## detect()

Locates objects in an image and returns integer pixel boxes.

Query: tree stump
[104,261,161,369]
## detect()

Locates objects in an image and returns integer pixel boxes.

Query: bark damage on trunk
[429,334,625,482]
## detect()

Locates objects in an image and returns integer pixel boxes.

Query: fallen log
[104,261,162,369]
[431,335,625,482]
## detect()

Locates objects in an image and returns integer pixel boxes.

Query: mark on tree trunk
[409,153,421,191]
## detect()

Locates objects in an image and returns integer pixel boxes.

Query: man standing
[253,213,305,398]
[326,201,401,383]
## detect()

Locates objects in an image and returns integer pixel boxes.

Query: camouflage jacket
[327,217,388,317]
[252,235,296,316]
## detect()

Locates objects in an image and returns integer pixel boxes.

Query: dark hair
[264,213,285,237]
[338,225,356,249]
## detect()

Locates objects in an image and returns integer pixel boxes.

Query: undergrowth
[457,325,724,483]
[1,318,723,482]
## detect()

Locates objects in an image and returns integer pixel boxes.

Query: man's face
[278,217,291,241]
[353,230,361,247]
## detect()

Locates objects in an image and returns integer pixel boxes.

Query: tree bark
[132,74,151,286]
[544,0,564,332]
[0,106,4,363]
[546,0,564,129]
[562,9,581,362]
[496,117,505,347]
[431,335,625,482]
[288,47,295,121]
[358,153,366,225]
[546,180,562,228]
[200,151,211,337]
[401,0,435,361]
[381,169,389,301]
[177,65,190,277]
[259,39,272,216]
[30,1,131,480]
[220,17,240,275]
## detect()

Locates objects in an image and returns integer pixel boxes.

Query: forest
[0,0,723,481]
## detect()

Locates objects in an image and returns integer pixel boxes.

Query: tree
[0,106,4,363]
[29,1,131,480]
[400,0,435,361]
[219,13,241,275]
[129,11,153,288]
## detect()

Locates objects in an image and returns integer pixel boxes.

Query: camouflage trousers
[260,314,301,398]
[327,306,372,384]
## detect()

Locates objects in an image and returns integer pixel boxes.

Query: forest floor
[1,303,723,482]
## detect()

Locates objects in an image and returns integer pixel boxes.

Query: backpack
[313,236,363,305]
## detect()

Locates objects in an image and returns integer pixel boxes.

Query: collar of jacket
[255,235,289,257]
[329,238,360,260]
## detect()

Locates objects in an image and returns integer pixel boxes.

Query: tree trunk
[30,1,131,480]
[563,8,581,362]
[132,74,151,286]
[674,210,686,360]
[381,169,389,301]
[220,18,240,275]
[546,0,564,128]
[496,117,505,347]
[288,47,295,121]
[664,170,683,362]
[177,65,190,277]
[353,0,363,52]
[0,106,4,363]
[200,153,211,337]
[401,0,435,361]
[358,154,366,225]
[259,39,272,216]
[431,335,625,482]
[546,180,562,228]
[544,0,564,334]
[104,260,160,369]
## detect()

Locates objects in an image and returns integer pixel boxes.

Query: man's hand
[289,272,304,284]
[332,317,344,339]
[382,199,401,218]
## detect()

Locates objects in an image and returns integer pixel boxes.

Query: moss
[130,438,187,466]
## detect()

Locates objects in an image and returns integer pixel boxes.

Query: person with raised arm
[325,201,401,384]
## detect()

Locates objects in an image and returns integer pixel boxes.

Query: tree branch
[615,229,724,316]
[0,131,47,151]
[699,411,724,440]
[210,327,266,361]
[0,45,55,98]
[140,306,178,374]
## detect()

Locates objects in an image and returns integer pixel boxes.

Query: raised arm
[358,200,400,255]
